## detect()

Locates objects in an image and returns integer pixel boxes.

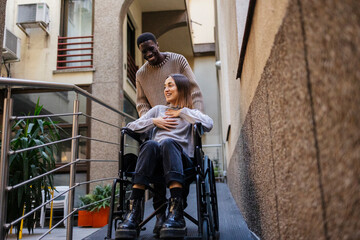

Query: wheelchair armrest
[121,127,143,144]
[194,122,204,138]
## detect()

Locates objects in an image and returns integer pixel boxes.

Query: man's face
[139,40,161,65]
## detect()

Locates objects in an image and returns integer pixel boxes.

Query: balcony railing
[57,36,94,70]
[127,53,138,88]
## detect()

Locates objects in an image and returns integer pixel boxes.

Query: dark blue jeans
[133,138,193,187]
[133,138,193,210]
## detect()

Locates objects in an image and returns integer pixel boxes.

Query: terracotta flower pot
[78,210,93,227]
[91,207,110,228]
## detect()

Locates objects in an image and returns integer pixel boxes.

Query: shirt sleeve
[136,77,151,117]
[179,55,205,112]
[179,108,213,132]
[126,106,157,133]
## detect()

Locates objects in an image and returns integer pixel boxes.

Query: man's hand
[152,116,178,131]
[165,108,182,118]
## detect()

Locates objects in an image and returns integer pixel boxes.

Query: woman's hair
[168,73,193,109]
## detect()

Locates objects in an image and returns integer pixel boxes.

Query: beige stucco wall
[193,56,224,172]
[239,0,288,126]
[216,0,289,165]
[3,0,93,84]
[224,0,360,239]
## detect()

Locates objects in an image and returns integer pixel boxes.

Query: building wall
[90,0,129,189]
[216,0,288,165]
[0,0,7,63]
[221,0,360,239]
[189,0,223,171]
[2,0,93,84]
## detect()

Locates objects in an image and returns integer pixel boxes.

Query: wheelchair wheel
[203,156,214,235]
[209,160,219,233]
[202,218,210,240]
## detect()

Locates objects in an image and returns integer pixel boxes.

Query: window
[61,0,93,37]
[127,16,138,87]
[58,0,94,69]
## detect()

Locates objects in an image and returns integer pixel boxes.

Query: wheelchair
[105,123,219,239]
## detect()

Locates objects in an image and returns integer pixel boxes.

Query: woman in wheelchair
[116,73,213,239]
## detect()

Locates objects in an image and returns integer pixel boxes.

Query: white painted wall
[189,0,215,44]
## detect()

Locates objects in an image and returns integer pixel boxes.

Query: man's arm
[136,79,151,117]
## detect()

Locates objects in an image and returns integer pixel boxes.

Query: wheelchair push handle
[121,127,143,144]
[194,122,204,137]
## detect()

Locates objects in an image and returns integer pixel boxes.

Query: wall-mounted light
[215,60,221,70]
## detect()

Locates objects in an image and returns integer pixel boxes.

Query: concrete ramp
[83,183,259,240]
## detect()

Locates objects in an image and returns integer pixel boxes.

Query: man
[117,32,204,238]
[135,32,204,117]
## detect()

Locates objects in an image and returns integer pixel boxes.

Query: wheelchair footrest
[115,228,139,239]
[160,227,187,238]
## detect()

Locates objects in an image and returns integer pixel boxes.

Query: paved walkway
[5,183,259,240]
[85,183,259,240]
[5,227,100,240]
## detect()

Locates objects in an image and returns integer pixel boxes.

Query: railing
[202,144,226,182]
[0,77,136,240]
[57,36,94,70]
[127,53,138,87]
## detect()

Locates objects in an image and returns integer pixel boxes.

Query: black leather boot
[160,197,187,238]
[153,211,166,236]
[115,198,143,239]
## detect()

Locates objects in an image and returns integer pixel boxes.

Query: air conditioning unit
[2,28,21,62]
[17,3,50,29]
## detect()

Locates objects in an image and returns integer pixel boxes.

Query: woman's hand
[165,108,182,118]
[152,117,178,131]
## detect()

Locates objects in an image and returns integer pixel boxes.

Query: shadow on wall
[240,115,263,239]
[228,111,263,239]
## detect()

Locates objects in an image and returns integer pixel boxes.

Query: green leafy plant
[79,184,112,212]
[7,99,60,235]
[79,194,93,211]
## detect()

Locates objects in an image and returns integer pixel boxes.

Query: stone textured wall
[90,0,131,189]
[228,0,360,239]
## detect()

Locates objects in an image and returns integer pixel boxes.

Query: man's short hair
[137,32,157,47]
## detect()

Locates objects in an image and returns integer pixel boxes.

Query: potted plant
[78,194,93,227]
[78,184,112,228]
[6,99,60,236]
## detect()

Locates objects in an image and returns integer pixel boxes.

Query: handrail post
[66,95,79,240]
[0,87,12,239]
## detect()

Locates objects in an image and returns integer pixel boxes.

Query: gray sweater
[126,105,213,157]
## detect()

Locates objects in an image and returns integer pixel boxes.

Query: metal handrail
[5,177,118,228]
[39,193,119,240]
[13,112,121,129]
[7,159,118,191]
[0,77,138,240]
[9,136,81,155]
[11,112,82,120]
[6,160,80,191]
[80,135,120,146]
[82,113,122,129]
[0,77,136,121]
